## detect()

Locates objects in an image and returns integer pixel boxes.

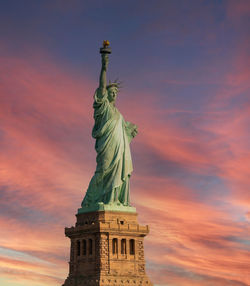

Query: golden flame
[103,40,110,47]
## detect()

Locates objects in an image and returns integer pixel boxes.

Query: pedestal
[62,211,153,286]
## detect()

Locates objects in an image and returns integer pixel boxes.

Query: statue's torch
[100,40,111,54]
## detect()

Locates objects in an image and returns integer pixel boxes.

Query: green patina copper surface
[78,42,137,214]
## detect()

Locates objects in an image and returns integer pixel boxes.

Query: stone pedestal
[62,211,153,286]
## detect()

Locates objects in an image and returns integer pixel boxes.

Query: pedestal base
[63,275,152,286]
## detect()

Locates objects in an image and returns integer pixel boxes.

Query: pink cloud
[0,55,98,218]
[226,0,250,19]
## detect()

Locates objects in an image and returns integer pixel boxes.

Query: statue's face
[107,86,118,103]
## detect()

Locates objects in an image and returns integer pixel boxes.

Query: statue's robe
[82,89,134,207]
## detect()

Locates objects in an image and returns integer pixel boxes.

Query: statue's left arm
[125,121,138,143]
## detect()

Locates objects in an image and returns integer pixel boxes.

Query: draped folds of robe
[81,89,134,207]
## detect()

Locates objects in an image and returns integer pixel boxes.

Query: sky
[0,0,250,285]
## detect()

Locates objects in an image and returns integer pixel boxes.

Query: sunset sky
[0,1,250,285]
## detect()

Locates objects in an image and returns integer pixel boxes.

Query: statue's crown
[107,79,122,90]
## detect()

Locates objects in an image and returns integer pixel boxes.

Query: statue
[79,41,138,213]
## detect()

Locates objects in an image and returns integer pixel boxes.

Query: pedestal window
[130,239,135,255]
[121,239,126,254]
[112,238,118,254]
[82,239,87,255]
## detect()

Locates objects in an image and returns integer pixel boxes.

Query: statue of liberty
[80,41,137,213]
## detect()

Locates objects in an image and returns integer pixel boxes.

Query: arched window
[88,239,93,255]
[82,239,87,255]
[77,240,81,256]
[121,239,126,254]
[130,239,135,255]
[112,238,118,254]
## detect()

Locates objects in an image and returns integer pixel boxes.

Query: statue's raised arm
[98,40,111,98]
[98,54,108,96]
